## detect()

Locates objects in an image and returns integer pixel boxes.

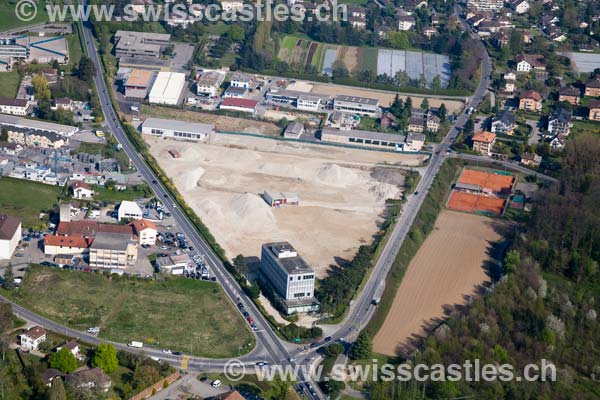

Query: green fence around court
[215,130,433,157]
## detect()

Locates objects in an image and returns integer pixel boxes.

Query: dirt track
[146,134,426,277]
[373,210,507,356]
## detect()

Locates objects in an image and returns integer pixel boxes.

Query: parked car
[211,380,222,388]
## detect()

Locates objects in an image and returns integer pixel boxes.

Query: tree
[32,74,51,101]
[77,56,96,82]
[230,25,245,42]
[49,377,67,400]
[504,250,521,274]
[2,264,15,290]
[132,365,160,390]
[49,348,78,373]
[438,103,447,122]
[0,126,7,142]
[233,254,247,276]
[464,118,475,134]
[91,343,118,373]
[266,376,291,400]
[420,97,429,110]
[431,75,442,91]
[326,343,344,356]
[349,331,372,360]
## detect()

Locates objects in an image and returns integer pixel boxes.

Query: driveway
[526,119,542,146]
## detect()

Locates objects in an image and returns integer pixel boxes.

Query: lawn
[1,265,255,358]
[0,70,22,98]
[67,29,84,67]
[92,184,153,202]
[0,177,64,227]
[0,1,49,32]
[362,47,379,72]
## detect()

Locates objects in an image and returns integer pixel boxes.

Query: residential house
[398,16,416,31]
[588,100,600,121]
[117,200,143,221]
[503,72,517,93]
[20,326,47,351]
[52,98,75,112]
[43,369,64,387]
[408,117,425,133]
[558,86,580,105]
[491,110,516,135]
[515,54,546,72]
[222,86,248,99]
[426,115,441,132]
[520,152,542,167]
[212,391,247,400]
[65,368,112,392]
[220,0,244,12]
[585,79,600,97]
[131,219,157,246]
[423,27,438,39]
[70,180,94,199]
[57,340,80,358]
[0,98,29,116]
[0,214,21,260]
[547,108,572,136]
[511,0,530,14]
[519,90,543,112]
[472,131,497,156]
[7,128,66,149]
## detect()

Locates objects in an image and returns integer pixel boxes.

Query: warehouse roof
[149,72,186,101]
[334,95,379,106]
[143,117,215,134]
[321,127,406,143]
[0,114,77,136]
[221,98,259,109]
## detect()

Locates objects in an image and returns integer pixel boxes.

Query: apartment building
[88,232,138,269]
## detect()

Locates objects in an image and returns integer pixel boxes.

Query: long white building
[333,95,380,117]
[141,118,215,141]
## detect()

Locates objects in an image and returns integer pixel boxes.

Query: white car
[162,349,172,354]
[211,380,222,388]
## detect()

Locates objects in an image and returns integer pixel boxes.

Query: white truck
[128,341,143,348]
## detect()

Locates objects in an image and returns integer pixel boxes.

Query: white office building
[141,117,215,141]
[117,201,143,221]
[333,95,379,117]
[260,242,319,314]
[297,95,321,111]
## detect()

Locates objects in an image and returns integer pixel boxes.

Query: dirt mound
[317,164,362,186]
[369,183,400,202]
[181,167,206,190]
[197,199,224,219]
[228,193,276,226]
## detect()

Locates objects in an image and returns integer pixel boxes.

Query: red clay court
[447,192,506,216]
[458,169,515,194]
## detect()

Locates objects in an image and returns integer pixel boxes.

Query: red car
[247,317,254,324]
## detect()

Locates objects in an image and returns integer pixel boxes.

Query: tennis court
[447,191,506,216]
[458,169,515,194]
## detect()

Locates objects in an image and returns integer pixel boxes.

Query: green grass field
[0,70,22,98]
[2,265,256,358]
[362,47,379,72]
[0,1,49,32]
[0,177,64,227]
[67,30,83,67]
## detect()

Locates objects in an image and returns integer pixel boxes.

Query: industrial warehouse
[141,118,215,141]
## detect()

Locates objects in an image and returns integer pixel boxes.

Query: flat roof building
[89,232,138,269]
[321,127,405,150]
[284,121,304,139]
[260,242,318,314]
[149,72,186,105]
[0,114,78,137]
[118,68,157,100]
[196,70,226,97]
[141,117,215,141]
[114,31,171,58]
[333,95,379,117]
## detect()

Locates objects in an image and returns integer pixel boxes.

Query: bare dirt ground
[373,210,509,356]
[310,84,464,113]
[142,105,281,135]
[146,134,426,277]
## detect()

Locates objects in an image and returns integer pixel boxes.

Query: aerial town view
[0,0,599,399]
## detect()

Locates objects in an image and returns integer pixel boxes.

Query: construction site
[145,133,427,277]
[446,168,516,217]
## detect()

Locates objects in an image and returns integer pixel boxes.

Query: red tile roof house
[70,180,94,199]
[519,90,543,112]
[472,131,497,156]
[220,98,259,114]
[20,326,47,351]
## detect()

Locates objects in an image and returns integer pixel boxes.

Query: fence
[128,371,180,400]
